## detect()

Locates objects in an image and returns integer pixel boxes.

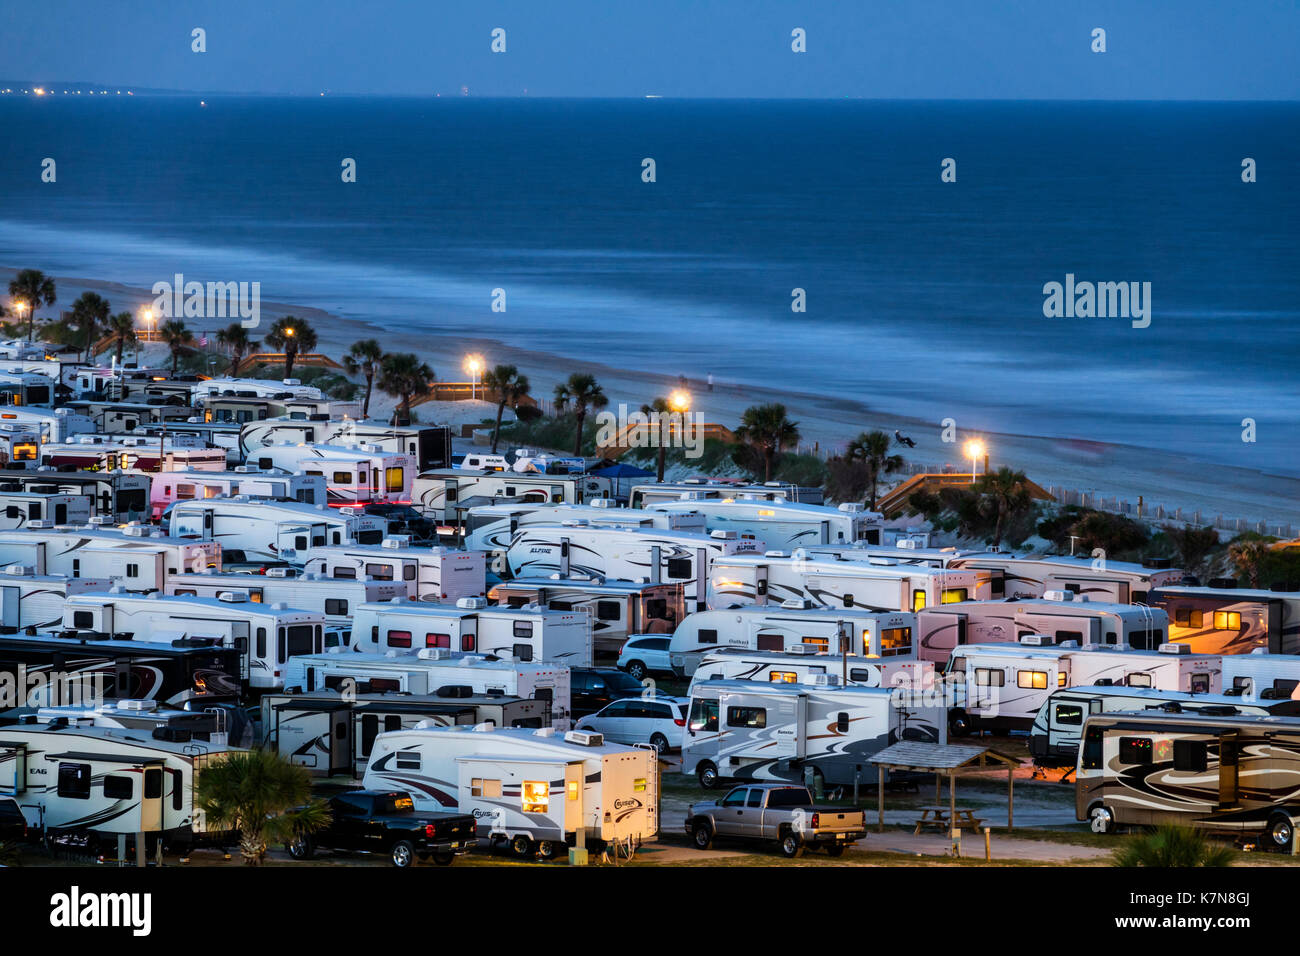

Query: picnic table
[913,805,983,835]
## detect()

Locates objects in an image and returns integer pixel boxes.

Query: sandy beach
[9,267,1300,529]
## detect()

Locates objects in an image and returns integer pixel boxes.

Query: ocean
[1,96,1297,472]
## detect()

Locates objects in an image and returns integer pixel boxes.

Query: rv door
[141,764,164,832]
[0,586,18,629]
[1217,731,1240,808]
[766,693,805,759]
[563,761,584,837]
[754,564,769,607]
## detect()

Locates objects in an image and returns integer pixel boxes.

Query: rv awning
[351,701,477,716]
[273,699,353,713]
[448,495,526,513]
[46,751,164,765]
[867,741,1018,773]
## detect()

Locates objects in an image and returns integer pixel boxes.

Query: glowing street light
[463,354,484,400]
[668,389,691,414]
[964,439,986,483]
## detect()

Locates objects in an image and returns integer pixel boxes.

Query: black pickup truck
[287,790,478,867]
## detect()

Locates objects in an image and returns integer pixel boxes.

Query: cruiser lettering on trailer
[49,887,152,937]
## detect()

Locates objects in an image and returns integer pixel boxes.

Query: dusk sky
[1,0,1297,99]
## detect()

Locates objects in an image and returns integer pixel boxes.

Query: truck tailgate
[811,808,866,832]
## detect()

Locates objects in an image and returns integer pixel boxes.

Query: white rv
[62,590,327,689]
[0,406,96,443]
[681,677,946,788]
[362,723,658,855]
[167,497,387,562]
[297,537,485,602]
[0,722,235,846]
[945,554,1183,603]
[707,550,979,616]
[629,479,824,509]
[351,597,593,666]
[0,491,90,530]
[283,649,572,729]
[414,468,614,523]
[239,417,451,471]
[40,434,228,472]
[192,376,324,402]
[0,470,152,522]
[490,576,685,654]
[916,594,1170,663]
[799,542,1005,600]
[1221,650,1300,700]
[247,441,415,505]
[0,423,42,468]
[1150,585,1300,656]
[507,523,765,613]
[0,523,221,591]
[166,569,406,626]
[667,603,918,678]
[145,467,327,518]
[648,495,882,550]
[687,645,934,694]
[0,566,111,632]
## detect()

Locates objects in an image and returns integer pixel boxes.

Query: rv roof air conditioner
[2,564,32,576]
[781,598,814,610]
[457,597,488,610]
[589,498,611,509]
[808,674,840,687]
[710,530,737,540]
[765,550,788,558]
[867,557,897,566]
[116,699,158,711]
[1042,590,1074,603]
[560,519,588,527]
[1158,643,1191,655]
[838,502,863,513]
[416,648,453,661]
[218,592,249,603]
[564,730,604,746]
[381,536,411,549]
[789,643,821,655]
[26,519,52,530]
[1018,633,1054,646]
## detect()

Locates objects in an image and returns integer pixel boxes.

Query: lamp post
[139,307,153,363]
[12,301,28,340]
[963,439,985,484]
[463,354,484,401]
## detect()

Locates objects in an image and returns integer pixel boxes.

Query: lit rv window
[1214,611,1242,630]
[1054,705,1083,725]
[912,591,927,612]
[1118,737,1153,765]
[1126,674,1153,688]
[333,471,352,484]
[386,468,404,492]
[768,671,798,684]
[521,781,549,813]
[800,637,829,651]
[940,589,967,604]
[1057,672,1067,687]
[425,633,451,649]
[472,778,502,798]
[726,706,766,729]
[567,781,580,801]
[387,630,413,648]
[1016,670,1048,690]
[880,627,911,657]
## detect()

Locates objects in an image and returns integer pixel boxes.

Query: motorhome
[458,448,587,475]
[0,524,221,591]
[167,497,386,562]
[797,542,1005,600]
[351,597,593,666]
[0,491,90,530]
[1075,710,1300,847]
[167,570,406,626]
[490,576,686,654]
[507,523,765,613]
[629,479,824,509]
[0,470,151,522]
[648,495,883,549]
[247,441,414,505]
[240,417,452,471]
[707,550,980,616]
[413,468,614,523]
[916,594,1171,663]
[667,604,918,678]
[61,590,327,690]
[362,723,658,854]
[191,377,324,403]
[1149,585,1300,655]
[40,434,228,472]
[4,700,239,747]
[258,689,549,776]
[0,722,237,846]
[1029,686,1300,767]
[946,638,1222,733]
[0,631,243,708]
[686,645,934,693]
[681,677,946,789]
[944,554,1184,603]
[463,500,706,563]
[1220,651,1300,700]
[297,538,486,602]
[144,467,327,518]
[283,649,572,728]
[0,566,111,632]
[0,407,96,443]
[0,423,42,468]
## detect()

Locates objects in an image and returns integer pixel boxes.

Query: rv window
[472,778,503,798]
[645,598,667,619]
[1214,611,1242,631]
[1190,673,1211,694]
[365,563,393,581]
[295,536,308,550]
[940,589,967,604]
[1118,737,1153,765]
[596,601,621,621]
[285,625,315,657]
[688,698,719,732]
[1081,728,1103,769]
[394,751,421,771]
[175,589,197,597]
[513,621,534,638]
[312,534,325,547]
[534,687,552,702]
[1054,704,1083,726]
[989,576,1005,598]
[324,599,348,616]
[880,627,912,656]
[1126,674,1153,689]
[426,633,451,649]
[666,558,692,580]
[360,715,379,755]
[370,678,400,692]
[1232,676,1252,691]
[57,763,91,800]
[513,644,534,662]
[387,630,413,648]
[401,565,416,581]
[1055,630,1084,644]
[912,590,927,612]
[1017,670,1048,690]
[103,775,133,799]
[3,506,16,519]
[756,632,783,652]
[697,628,718,646]
[386,467,404,493]
[333,567,357,580]
[1173,739,1208,773]
[1132,591,1148,604]
[72,611,94,629]
[1129,630,1160,651]
[974,668,1004,687]
[521,781,549,813]
[1188,609,1203,628]
[801,637,830,651]
[727,706,766,729]
[1274,679,1299,696]
[126,563,139,578]
[462,634,476,652]
[768,671,798,684]
[258,458,272,470]
[333,471,352,484]
[384,716,402,733]
[1103,632,1118,645]
[836,712,849,733]
[849,668,873,683]
[257,628,267,659]
[144,769,163,800]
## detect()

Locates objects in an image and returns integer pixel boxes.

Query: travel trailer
[0,631,243,708]
[944,554,1184,603]
[61,399,200,436]
[667,604,918,678]
[1029,686,1300,767]
[648,496,883,549]
[681,677,946,789]
[629,479,824,509]
[686,645,934,693]
[350,597,593,666]
[144,467,327,518]
[5,700,240,748]
[463,500,706,564]
[458,448,586,475]
[191,376,325,403]
[0,491,90,530]
[0,722,238,847]
[1220,651,1300,700]
[0,566,111,632]
[797,542,1004,600]
[167,570,406,626]
[258,689,548,776]
[707,550,980,616]
[283,650,572,729]
[297,538,486,602]
[507,523,765,613]
[1075,710,1300,847]
[1149,585,1300,655]
[247,441,415,505]
[40,434,229,472]
[0,524,221,591]
[0,423,42,468]
[239,417,452,471]
[361,723,659,854]
[413,468,614,523]
[61,590,327,690]
[0,406,96,443]
[915,594,1170,663]
[167,497,387,562]
[946,638,1222,733]
[0,470,151,522]
[0,370,54,406]
[490,576,686,655]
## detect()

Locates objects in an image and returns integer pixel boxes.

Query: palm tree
[159,319,194,376]
[104,312,137,367]
[70,291,111,362]
[552,373,608,457]
[193,748,331,865]
[343,339,386,419]
[265,316,317,379]
[973,466,1032,549]
[379,352,435,425]
[483,364,531,453]
[217,322,258,376]
[1112,825,1234,868]
[8,269,57,341]
[846,430,906,511]
[1228,539,1271,588]
[734,403,800,483]
[641,396,673,482]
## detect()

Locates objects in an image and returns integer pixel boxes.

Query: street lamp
[139,307,153,362]
[963,439,985,483]
[12,301,28,338]
[463,354,484,400]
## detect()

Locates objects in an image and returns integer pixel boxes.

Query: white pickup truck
[685,783,867,858]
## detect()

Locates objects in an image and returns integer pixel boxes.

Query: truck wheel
[626,660,647,681]
[649,733,670,755]
[697,761,720,789]
[949,711,971,738]
[824,844,846,857]
[1088,805,1115,835]
[1265,813,1294,851]
[287,835,314,860]
[691,820,714,851]
[431,851,456,866]
[390,840,416,868]
[537,840,561,860]
[510,834,534,858]
[778,830,805,859]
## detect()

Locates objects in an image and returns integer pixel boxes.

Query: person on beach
[707,372,714,392]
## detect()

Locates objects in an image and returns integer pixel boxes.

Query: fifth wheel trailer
[1149,585,1300,656]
